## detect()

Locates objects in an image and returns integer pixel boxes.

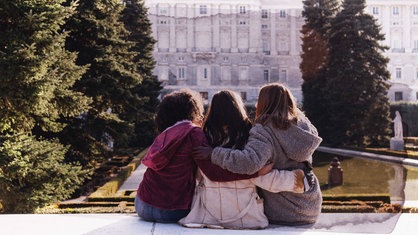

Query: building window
[178,56,184,61]
[372,7,379,15]
[239,6,246,14]
[414,40,418,50]
[203,68,208,79]
[178,67,185,79]
[261,24,268,29]
[392,39,401,49]
[221,66,231,80]
[416,68,418,79]
[160,20,167,24]
[278,40,289,53]
[240,92,247,101]
[263,70,269,82]
[239,67,248,80]
[199,5,207,14]
[392,6,399,15]
[239,21,246,25]
[395,68,402,79]
[200,92,208,101]
[280,69,287,82]
[159,8,168,15]
[416,92,418,100]
[262,40,270,54]
[261,10,268,18]
[395,92,403,101]
[223,57,229,62]
[413,6,418,15]
[159,67,169,81]
[279,10,286,18]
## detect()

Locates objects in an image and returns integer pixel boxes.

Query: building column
[169,4,176,52]
[403,5,411,52]
[187,4,195,52]
[270,10,276,55]
[212,4,220,52]
[290,9,297,56]
[231,9,238,53]
[249,8,260,53]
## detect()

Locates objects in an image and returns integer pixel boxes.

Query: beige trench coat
[178,168,304,229]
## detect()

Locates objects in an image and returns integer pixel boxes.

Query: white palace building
[144,0,418,104]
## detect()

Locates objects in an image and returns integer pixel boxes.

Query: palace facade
[367,0,418,102]
[144,0,418,103]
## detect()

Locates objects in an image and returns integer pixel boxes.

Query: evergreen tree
[300,0,339,139]
[0,0,91,213]
[64,0,142,160]
[324,0,391,146]
[0,135,88,213]
[122,0,161,147]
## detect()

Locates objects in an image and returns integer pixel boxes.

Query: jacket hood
[142,121,197,171]
[268,113,322,162]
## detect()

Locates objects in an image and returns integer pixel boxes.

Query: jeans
[135,195,190,223]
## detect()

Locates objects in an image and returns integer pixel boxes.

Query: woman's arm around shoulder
[190,127,258,182]
[251,169,305,193]
[211,124,274,175]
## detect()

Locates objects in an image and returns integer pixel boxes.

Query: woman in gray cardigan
[194,83,323,225]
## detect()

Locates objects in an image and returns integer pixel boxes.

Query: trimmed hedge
[322,205,377,213]
[87,149,147,199]
[88,196,134,203]
[322,194,391,204]
[37,206,135,214]
[57,202,134,208]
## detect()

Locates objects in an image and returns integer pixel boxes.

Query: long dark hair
[203,90,252,149]
[155,89,204,133]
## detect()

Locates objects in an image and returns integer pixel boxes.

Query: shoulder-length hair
[203,90,252,149]
[255,83,298,129]
[155,89,204,133]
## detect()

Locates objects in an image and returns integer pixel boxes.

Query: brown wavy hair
[155,89,204,133]
[255,83,298,129]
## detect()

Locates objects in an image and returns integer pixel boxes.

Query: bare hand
[258,162,274,176]
[192,145,213,160]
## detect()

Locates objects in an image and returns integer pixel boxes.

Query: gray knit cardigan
[211,112,323,225]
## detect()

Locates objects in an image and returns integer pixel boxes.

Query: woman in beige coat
[179,90,307,229]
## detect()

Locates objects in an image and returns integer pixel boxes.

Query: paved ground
[117,164,146,193]
[1,148,418,235]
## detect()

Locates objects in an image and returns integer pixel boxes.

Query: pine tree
[300,0,339,139]
[324,0,391,146]
[64,0,142,160]
[0,135,89,213]
[122,0,161,147]
[0,0,91,213]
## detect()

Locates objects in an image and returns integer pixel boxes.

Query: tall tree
[324,0,391,146]
[63,0,142,161]
[122,0,161,147]
[0,0,91,213]
[300,0,339,138]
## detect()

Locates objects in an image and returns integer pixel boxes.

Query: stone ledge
[1,213,417,235]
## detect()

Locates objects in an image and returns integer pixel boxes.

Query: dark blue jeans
[134,196,190,223]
